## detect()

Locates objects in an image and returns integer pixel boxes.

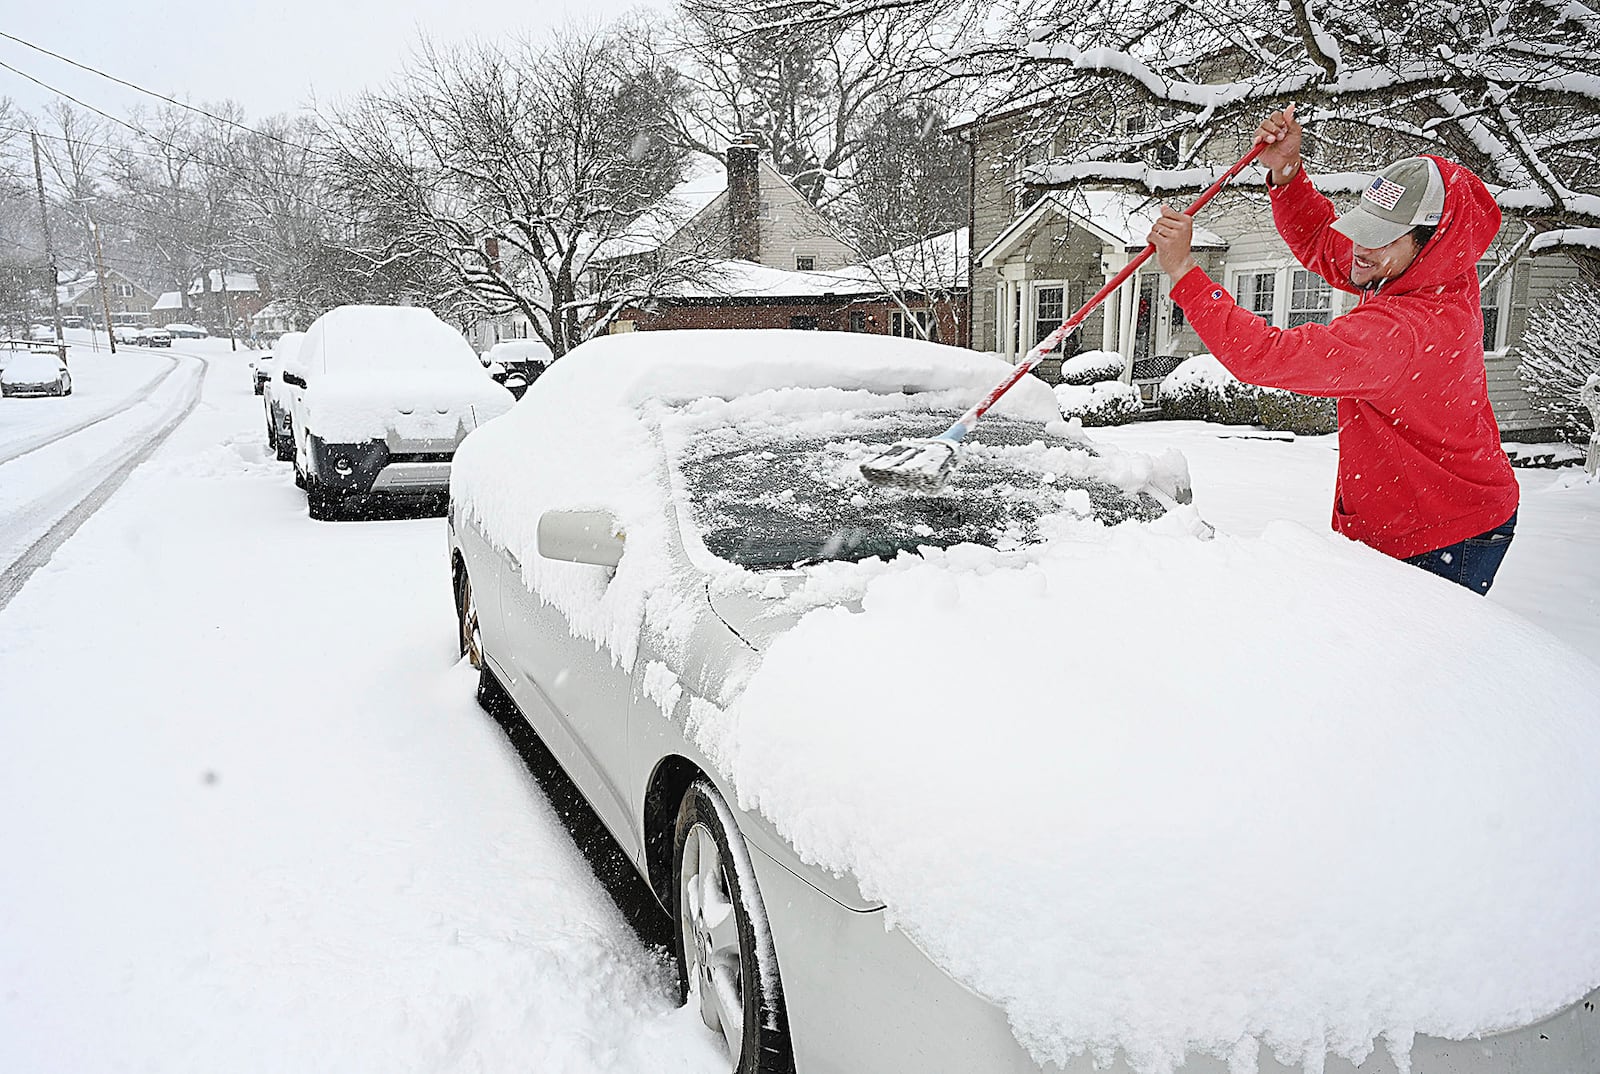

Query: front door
[1132,274,1159,362]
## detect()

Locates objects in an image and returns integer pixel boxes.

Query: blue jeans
[1403,511,1517,595]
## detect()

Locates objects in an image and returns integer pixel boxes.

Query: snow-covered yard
[1,344,1596,1073]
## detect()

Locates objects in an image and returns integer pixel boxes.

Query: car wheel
[275,435,294,462]
[455,566,483,669]
[674,780,793,1074]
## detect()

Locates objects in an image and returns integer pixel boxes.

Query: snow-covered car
[285,306,514,519]
[262,330,303,462]
[28,323,57,341]
[1,352,72,397]
[113,325,145,346]
[142,328,173,348]
[481,338,553,399]
[447,329,1600,1074]
[165,322,209,339]
[250,351,275,395]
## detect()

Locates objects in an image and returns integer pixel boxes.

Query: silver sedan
[446,335,1600,1074]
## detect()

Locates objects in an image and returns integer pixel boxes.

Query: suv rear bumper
[304,435,452,496]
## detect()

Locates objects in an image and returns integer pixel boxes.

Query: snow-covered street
[1,342,1597,1073]
[0,346,721,1073]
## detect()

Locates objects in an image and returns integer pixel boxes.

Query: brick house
[959,107,1582,438]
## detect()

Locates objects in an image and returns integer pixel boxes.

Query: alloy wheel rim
[459,574,482,668]
[679,821,745,1062]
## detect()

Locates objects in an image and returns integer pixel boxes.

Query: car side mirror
[537,510,624,567]
[282,371,308,389]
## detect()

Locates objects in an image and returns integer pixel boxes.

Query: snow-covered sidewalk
[0,354,720,1073]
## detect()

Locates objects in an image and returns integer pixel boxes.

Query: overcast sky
[1,0,665,125]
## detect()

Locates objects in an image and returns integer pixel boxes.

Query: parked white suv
[283,305,514,519]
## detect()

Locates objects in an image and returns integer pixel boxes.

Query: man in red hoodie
[1147,106,1521,595]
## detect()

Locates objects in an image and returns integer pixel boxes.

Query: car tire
[673,780,793,1074]
[275,435,294,463]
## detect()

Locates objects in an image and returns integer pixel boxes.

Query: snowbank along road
[0,343,206,611]
[0,341,724,1073]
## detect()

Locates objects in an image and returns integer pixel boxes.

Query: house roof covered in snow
[594,156,729,261]
[833,229,969,291]
[154,291,183,310]
[189,271,259,295]
[978,190,1227,267]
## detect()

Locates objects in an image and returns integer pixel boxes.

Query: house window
[848,309,867,333]
[1287,269,1332,327]
[891,309,936,341]
[1033,285,1065,353]
[116,283,135,298]
[1233,270,1276,320]
[1478,262,1511,351]
[789,315,818,331]
[795,256,815,271]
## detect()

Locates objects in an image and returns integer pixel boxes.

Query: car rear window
[674,408,1162,569]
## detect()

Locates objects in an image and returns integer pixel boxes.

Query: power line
[0,29,322,155]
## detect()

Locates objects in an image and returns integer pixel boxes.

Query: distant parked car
[481,339,552,399]
[285,306,514,519]
[2,352,72,397]
[61,316,85,329]
[250,351,275,395]
[113,325,144,345]
[142,328,173,348]
[28,323,57,341]
[165,323,209,339]
[263,332,303,461]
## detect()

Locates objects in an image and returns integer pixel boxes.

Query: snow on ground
[0,347,720,1073]
[3,329,1597,1074]
[0,334,173,451]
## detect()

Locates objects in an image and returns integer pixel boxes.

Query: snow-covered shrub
[1159,354,1259,424]
[1056,380,1142,426]
[1517,285,1600,442]
[1058,349,1125,386]
[1256,387,1337,434]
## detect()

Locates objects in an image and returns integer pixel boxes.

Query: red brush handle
[951,140,1269,436]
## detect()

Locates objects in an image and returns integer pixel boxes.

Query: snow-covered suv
[284,305,513,519]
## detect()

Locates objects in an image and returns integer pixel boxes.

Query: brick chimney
[726,141,761,262]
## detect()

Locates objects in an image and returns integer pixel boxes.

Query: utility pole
[29,132,65,352]
[75,197,117,355]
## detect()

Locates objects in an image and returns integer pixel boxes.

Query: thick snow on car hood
[724,523,1600,1073]
[452,329,1600,1074]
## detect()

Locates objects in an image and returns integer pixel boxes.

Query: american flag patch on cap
[1364,176,1406,210]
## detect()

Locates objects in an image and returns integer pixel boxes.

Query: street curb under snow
[0,351,208,612]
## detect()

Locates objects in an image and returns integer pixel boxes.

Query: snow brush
[859,140,1270,493]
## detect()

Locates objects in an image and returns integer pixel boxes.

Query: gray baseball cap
[1332,156,1446,249]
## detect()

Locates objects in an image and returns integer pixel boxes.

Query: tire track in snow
[0,347,179,465]
[0,352,209,613]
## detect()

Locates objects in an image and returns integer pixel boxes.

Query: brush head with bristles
[859,437,961,493]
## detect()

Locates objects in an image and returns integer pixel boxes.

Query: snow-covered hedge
[1256,387,1337,435]
[1159,355,1259,424]
[1517,285,1600,442]
[1057,349,1125,386]
[1056,380,1142,426]
[1160,354,1335,433]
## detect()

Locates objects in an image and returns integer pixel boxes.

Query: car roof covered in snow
[300,305,481,375]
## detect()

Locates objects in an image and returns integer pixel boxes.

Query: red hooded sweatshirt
[1169,157,1519,560]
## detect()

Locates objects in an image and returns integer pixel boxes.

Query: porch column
[1099,250,1126,354]
[1119,266,1140,384]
